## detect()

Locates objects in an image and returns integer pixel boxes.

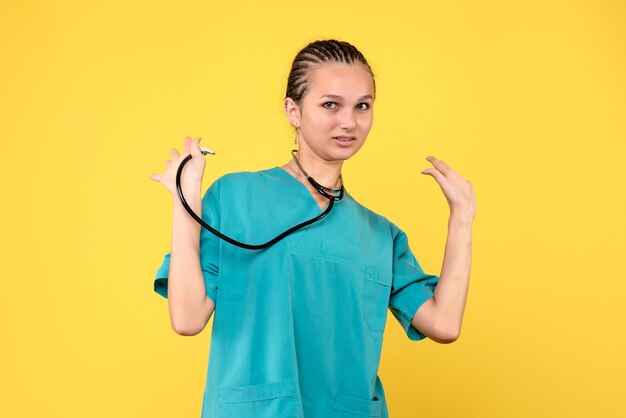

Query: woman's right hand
[149,137,206,197]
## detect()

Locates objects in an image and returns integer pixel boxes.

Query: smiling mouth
[333,136,356,141]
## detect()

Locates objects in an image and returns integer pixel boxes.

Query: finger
[149,173,162,181]
[421,167,448,185]
[425,156,453,176]
[190,137,202,157]
[165,160,172,166]
[170,148,180,159]
[183,136,192,155]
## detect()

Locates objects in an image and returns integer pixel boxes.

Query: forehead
[306,62,374,99]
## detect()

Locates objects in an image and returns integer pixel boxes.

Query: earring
[294,136,298,145]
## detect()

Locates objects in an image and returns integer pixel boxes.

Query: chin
[328,150,360,163]
[335,143,365,159]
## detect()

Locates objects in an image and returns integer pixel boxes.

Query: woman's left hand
[421,156,476,220]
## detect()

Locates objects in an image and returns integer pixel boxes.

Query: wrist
[449,209,474,226]
[171,181,202,198]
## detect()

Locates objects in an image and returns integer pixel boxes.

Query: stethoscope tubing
[175,153,338,250]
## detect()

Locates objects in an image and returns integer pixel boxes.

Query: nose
[338,108,356,130]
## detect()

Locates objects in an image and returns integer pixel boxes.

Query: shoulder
[203,167,284,205]
[213,169,264,184]
[208,167,276,190]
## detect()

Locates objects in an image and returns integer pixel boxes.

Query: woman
[149,39,476,418]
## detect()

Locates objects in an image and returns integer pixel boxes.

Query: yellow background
[1,0,625,417]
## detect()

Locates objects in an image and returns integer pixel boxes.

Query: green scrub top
[154,166,439,418]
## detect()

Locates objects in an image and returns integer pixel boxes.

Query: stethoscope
[176,147,345,250]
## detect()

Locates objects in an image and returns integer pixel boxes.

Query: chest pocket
[363,266,392,333]
[217,380,300,418]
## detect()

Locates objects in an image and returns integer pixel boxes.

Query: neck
[287,149,344,189]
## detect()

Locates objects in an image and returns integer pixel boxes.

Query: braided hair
[285,39,376,104]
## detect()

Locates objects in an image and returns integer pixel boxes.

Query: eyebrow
[319,94,374,101]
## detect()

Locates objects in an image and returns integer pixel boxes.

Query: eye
[322,102,337,109]
[356,102,370,110]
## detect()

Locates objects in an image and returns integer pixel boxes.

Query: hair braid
[285,39,375,104]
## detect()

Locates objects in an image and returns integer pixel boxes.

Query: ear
[284,97,301,129]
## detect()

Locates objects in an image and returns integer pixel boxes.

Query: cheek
[304,110,334,131]
[358,113,373,130]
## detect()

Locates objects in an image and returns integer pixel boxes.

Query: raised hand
[149,137,207,197]
[421,156,476,220]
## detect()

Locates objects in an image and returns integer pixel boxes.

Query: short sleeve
[389,228,439,341]
[153,177,222,305]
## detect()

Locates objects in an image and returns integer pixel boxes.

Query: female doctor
[149,39,476,418]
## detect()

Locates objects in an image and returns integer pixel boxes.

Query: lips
[333,136,356,141]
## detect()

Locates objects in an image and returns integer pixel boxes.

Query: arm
[411,213,473,343]
[411,156,476,344]
[150,137,216,336]
[167,189,216,336]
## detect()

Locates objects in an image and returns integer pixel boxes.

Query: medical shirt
[154,166,439,418]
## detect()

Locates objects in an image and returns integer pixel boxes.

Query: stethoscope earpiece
[200,146,215,156]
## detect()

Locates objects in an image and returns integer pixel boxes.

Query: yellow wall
[1,0,624,417]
